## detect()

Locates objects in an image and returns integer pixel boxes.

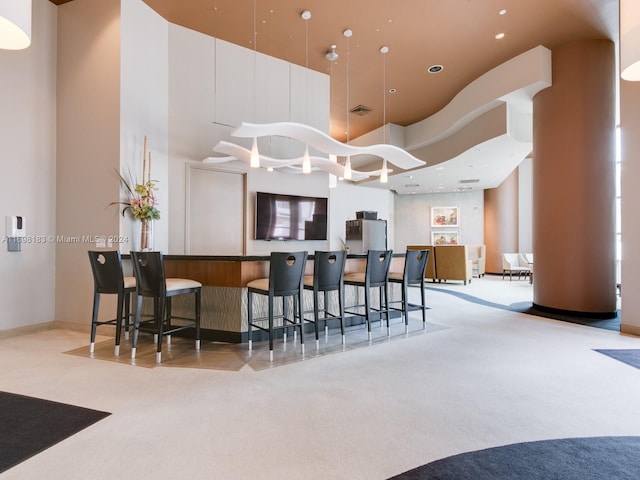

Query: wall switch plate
[7,237,21,252]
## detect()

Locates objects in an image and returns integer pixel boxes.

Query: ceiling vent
[405,183,420,188]
[459,178,480,184]
[350,105,372,116]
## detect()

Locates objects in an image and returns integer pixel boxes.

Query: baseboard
[0,322,56,340]
[532,303,617,320]
[52,321,91,334]
[620,323,640,337]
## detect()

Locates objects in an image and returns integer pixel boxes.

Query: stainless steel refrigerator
[345,219,387,253]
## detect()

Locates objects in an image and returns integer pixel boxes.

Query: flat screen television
[255,192,328,241]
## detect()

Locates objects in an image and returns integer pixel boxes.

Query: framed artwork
[431,206,459,227]
[432,230,459,245]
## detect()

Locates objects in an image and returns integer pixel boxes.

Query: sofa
[467,245,486,277]
[408,245,473,285]
[502,253,531,280]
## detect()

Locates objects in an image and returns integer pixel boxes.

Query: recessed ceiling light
[495,32,505,40]
[428,65,443,74]
[499,9,507,15]
[389,88,397,94]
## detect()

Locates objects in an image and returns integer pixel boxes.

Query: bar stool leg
[314,290,320,349]
[195,290,201,350]
[365,286,372,341]
[155,299,165,364]
[268,296,274,362]
[90,293,100,354]
[247,290,253,352]
[421,284,427,329]
[131,294,143,359]
[124,291,131,341]
[339,286,346,345]
[283,297,288,344]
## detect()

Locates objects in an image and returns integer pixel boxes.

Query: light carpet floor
[0,276,638,479]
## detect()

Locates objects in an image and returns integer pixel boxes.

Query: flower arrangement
[111,136,160,221]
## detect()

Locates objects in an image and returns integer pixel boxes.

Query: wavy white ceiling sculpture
[204,140,390,180]
[205,121,424,178]
[229,121,426,170]
[204,45,552,191]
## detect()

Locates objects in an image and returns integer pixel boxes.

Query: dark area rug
[594,349,640,370]
[0,391,111,473]
[389,436,640,479]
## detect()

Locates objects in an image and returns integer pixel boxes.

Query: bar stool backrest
[131,251,166,297]
[88,250,125,295]
[313,250,346,291]
[268,251,308,296]
[404,249,429,285]
[366,250,393,287]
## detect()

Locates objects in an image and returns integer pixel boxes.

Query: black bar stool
[130,251,201,363]
[344,250,393,340]
[87,250,136,356]
[303,250,347,348]
[389,249,429,332]
[247,251,308,362]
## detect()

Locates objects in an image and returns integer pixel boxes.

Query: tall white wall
[120,0,169,253]
[0,0,57,332]
[167,23,332,255]
[394,191,484,251]
[329,183,395,251]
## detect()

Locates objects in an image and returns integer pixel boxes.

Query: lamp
[0,0,31,50]
[250,0,260,167]
[379,45,389,184]
[621,0,640,81]
[344,29,353,179]
[302,10,311,174]
[380,159,388,183]
[250,137,260,168]
[302,144,311,173]
[205,19,426,177]
[343,156,352,180]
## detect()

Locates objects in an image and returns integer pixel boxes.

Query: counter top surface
[161,253,375,261]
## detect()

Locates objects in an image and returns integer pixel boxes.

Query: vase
[139,219,154,251]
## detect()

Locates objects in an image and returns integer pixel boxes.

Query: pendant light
[250,137,260,167]
[301,10,311,173]
[343,156,352,180]
[0,0,31,50]
[326,41,339,187]
[250,0,260,167]
[302,145,312,173]
[343,28,353,180]
[379,46,389,184]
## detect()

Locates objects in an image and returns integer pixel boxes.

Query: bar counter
[154,253,404,343]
